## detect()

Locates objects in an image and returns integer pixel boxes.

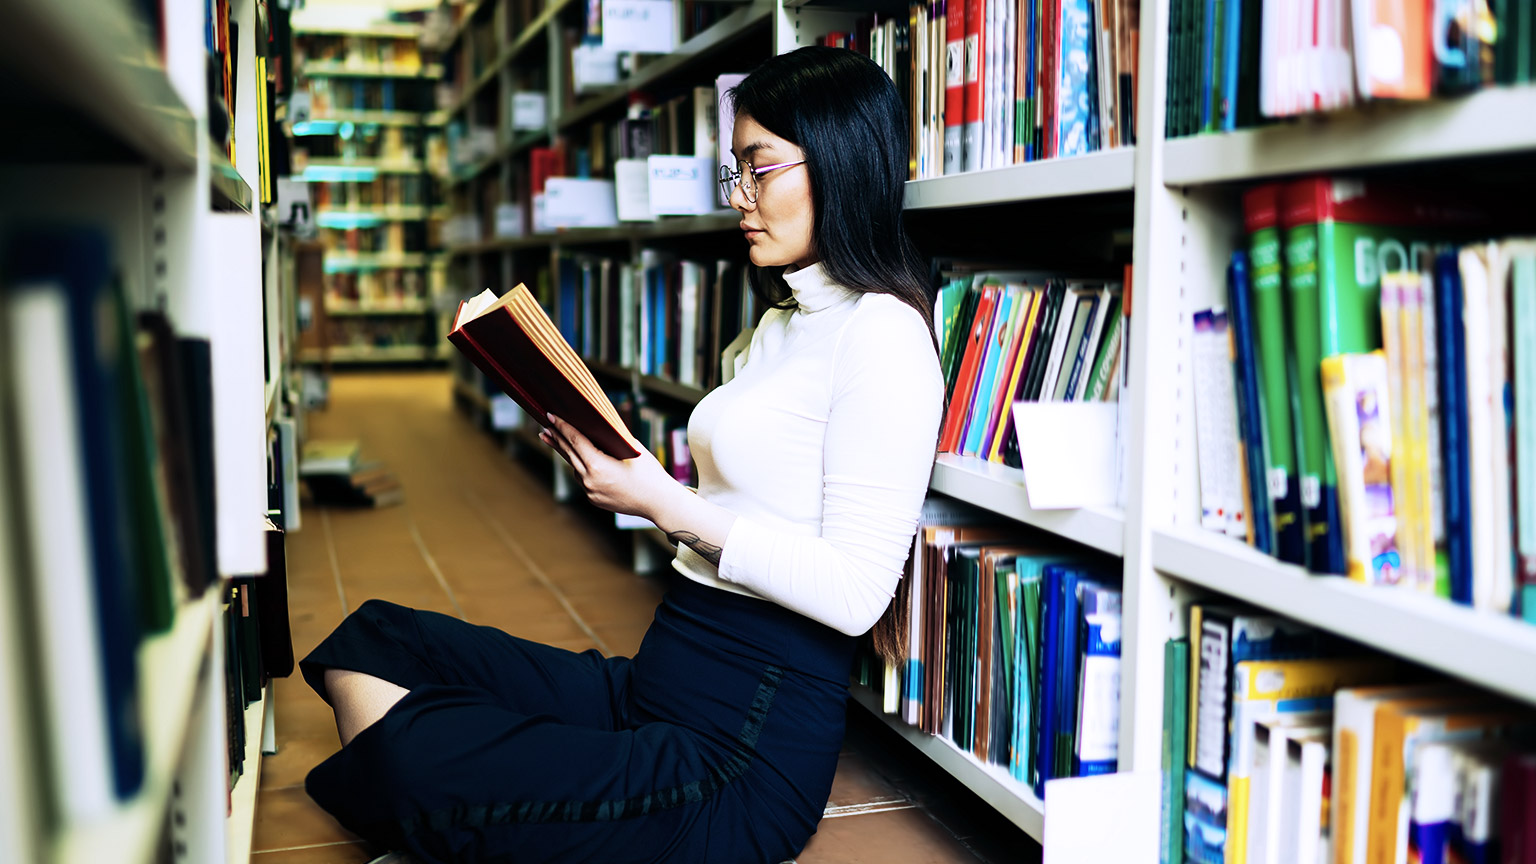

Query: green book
[1243,185,1306,566]
[1279,178,1484,575]
[114,278,177,634]
[1085,296,1124,401]
[1161,638,1190,864]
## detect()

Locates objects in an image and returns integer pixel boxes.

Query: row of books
[326,268,433,310]
[321,224,432,256]
[299,34,430,70]
[305,76,439,115]
[936,266,1127,468]
[868,498,1123,794]
[1193,176,1536,621]
[1161,602,1536,864]
[0,226,286,821]
[612,394,698,487]
[556,252,762,392]
[1165,0,1536,136]
[313,175,434,208]
[898,0,1140,180]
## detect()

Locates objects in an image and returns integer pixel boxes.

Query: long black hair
[728,46,935,340]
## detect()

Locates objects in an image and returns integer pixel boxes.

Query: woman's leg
[324,668,410,746]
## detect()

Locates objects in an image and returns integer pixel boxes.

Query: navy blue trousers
[301,579,857,864]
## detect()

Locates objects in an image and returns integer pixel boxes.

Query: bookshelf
[1,0,302,861]
[293,18,450,367]
[432,0,1536,856]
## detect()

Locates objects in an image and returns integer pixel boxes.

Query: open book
[448,284,640,459]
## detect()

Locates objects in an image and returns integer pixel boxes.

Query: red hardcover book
[938,281,1001,453]
[449,283,640,459]
[962,0,986,172]
[944,0,967,174]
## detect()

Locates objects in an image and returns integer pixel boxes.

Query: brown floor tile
[826,749,907,809]
[250,840,375,863]
[252,785,359,852]
[797,807,979,864]
[260,734,341,790]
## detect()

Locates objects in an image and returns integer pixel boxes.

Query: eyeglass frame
[718,159,807,205]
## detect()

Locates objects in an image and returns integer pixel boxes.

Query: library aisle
[250,372,1032,864]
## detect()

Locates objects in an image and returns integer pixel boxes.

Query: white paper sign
[543,178,619,228]
[510,92,548,130]
[647,155,716,216]
[1011,401,1120,509]
[572,44,623,92]
[601,0,676,53]
[614,159,655,222]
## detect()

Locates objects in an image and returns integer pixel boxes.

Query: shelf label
[601,0,676,53]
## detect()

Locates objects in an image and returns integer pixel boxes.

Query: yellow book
[1380,274,1415,587]
[1225,656,1395,864]
[1397,273,1432,594]
[1321,352,1401,584]
[986,287,1042,462]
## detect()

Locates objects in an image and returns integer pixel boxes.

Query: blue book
[1034,563,1063,797]
[1435,250,1473,604]
[1220,0,1243,130]
[1226,251,1275,555]
[8,228,146,803]
[558,257,580,351]
[1056,0,1095,156]
[1074,582,1121,776]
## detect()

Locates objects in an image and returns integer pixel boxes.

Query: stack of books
[299,439,404,508]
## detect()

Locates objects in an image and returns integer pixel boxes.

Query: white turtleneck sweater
[673,263,945,637]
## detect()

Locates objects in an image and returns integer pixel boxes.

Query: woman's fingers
[547,414,602,468]
[541,422,586,475]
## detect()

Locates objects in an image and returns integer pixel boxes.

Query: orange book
[449,284,640,459]
[1361,0,1431,98]
[939,282,1002,452]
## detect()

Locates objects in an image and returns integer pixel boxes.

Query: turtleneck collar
[782,262,854,313]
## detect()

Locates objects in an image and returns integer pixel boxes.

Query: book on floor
[449,283,640,459]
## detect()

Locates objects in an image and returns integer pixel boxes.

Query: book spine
[1246,204,1306,564]
[1085,301,1124,402]
[1192,310,1227,532]
[1160,638,1190,864]
[1284,215,1347,573]
[1458,245,1498,610]
[1435,250,1474,604]
[945,0,967,174]
[1421,270,1453,597]
[1321,351,1401,584]
[1229,252,1276,555]
[1515,253,1536,621]
[1074,584,1121,777]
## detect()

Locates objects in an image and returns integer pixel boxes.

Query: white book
[618,264,636,368]
[1459,245,1496,610]
[1248,715,1330,864]
[8,284,118,823]
[1000,0,1016,165]
[1281,730,1332,864]
[677,261,702,388]
[1072,286,1115,401]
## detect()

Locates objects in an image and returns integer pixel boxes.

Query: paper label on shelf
[490,394,523,430]
[572,44,623,92]
[601,0,676,53]
[647,156,716,216]
[544,179,618,228]
[510,92,548,130]
[1012,402,1119,509]
[615,159,656,221]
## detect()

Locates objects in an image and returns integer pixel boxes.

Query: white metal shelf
[225,694,269,864]
[316,205,431,222]
[1,0,197,170]
[905,149,1137,209]
[307,110,430,126]
[1152,526,1536,705]
[1163,86,1536,186]
[52,591,219,864]
[929,454,1126,556]
[848,685,1045,840]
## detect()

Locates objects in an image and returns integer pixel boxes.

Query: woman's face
[728,113,816,270]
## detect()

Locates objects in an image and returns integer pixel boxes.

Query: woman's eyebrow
[732,141,773,162]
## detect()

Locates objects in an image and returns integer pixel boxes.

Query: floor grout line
[407,517,468,621]
[320,508,350,616]
[463,487,613,656]
[252,839,363,855]
[822,801,920,818]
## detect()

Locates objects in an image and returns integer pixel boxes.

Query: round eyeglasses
[718,159,806,205]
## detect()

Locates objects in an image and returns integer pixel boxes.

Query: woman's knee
[326,668,411,746]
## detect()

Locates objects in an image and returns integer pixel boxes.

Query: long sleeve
[713,299,944,636]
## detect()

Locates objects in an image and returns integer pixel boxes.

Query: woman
[302,45,944,864]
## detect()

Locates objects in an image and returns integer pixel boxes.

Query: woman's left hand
[540,414,683,522]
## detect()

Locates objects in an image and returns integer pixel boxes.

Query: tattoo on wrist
[667,531,723,566]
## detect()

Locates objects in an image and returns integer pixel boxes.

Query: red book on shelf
[448,283,640,459]
[938,281,1001,453]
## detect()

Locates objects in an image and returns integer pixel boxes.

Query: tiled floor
[250,371,1039,863]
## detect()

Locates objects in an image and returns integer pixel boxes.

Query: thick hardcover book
[449,284,640,459]
[1227,251,1276,555]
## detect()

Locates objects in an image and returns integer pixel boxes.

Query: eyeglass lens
[719,162,757,204]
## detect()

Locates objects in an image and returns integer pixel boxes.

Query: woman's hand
[540,414,684,522]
